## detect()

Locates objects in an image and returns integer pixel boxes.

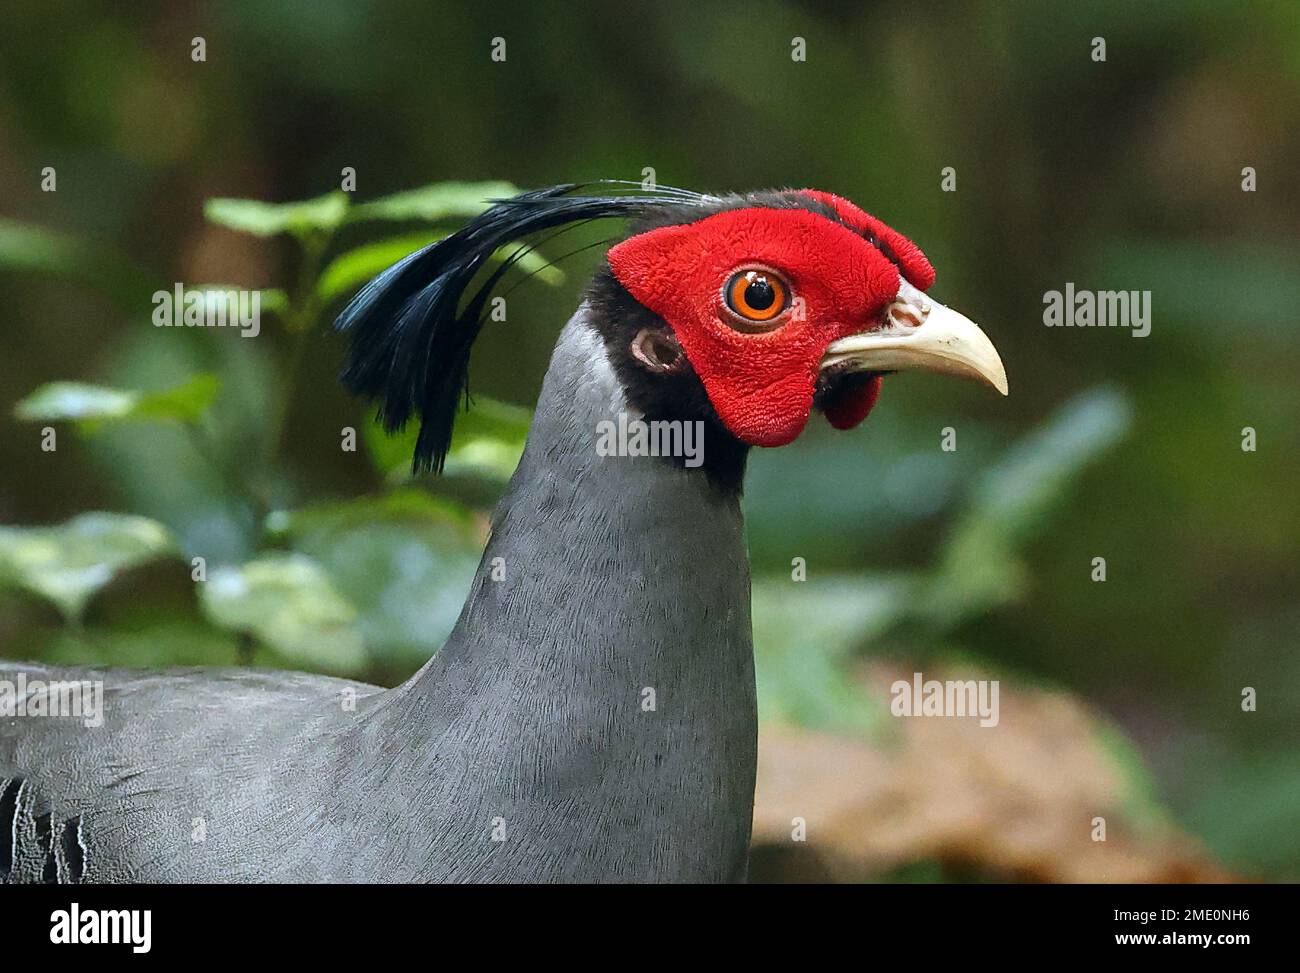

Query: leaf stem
[255,228,334,533]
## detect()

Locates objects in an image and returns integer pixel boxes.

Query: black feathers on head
[334,181,712,472]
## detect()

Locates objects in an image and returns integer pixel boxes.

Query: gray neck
[379,308,757,882]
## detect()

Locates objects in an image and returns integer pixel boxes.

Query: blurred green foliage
[5,179,540,680]
[0,1,1296,880]
[0,513,175,623]
[16,374,222,425]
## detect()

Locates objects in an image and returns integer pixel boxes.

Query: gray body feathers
[1,311,757,883]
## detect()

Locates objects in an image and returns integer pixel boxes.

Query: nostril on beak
[886,299,928,331]
[883,279,933,331]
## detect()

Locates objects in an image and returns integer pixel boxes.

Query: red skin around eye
[608,203,926,445]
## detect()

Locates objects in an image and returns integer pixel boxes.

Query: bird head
[336,183,1007,472]
[603,188,1006,448]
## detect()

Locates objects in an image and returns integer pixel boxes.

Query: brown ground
[750,662,1236,883]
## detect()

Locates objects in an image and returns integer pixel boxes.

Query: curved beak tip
[988,355,1010,396]
[821,287,1009,398]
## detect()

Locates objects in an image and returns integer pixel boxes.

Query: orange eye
[724,269,790,326]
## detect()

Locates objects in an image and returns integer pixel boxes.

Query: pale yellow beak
[820,280,1008,396]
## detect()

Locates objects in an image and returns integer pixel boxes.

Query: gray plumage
[1,311,757,883]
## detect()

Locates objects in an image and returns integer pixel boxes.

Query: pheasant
[1,183,1006,883]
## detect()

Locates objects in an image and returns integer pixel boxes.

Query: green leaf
[188,283,290,320]
[14,383,137,422]
[967,385,1134,535]
[264,487,478,538]
[14,374,221,426]
[348,180,520,224]
[204,191,349,239]
[752,574,915,733]
[198,553,366,673]
[81,325,279,564]
[130,374,223,422]
[0,513,176,621]
[32,619,245,669]
[0,218,155,309]
[923,386,1133,626]
[366,397,532,481]
[267,490,485,671]
[0,218,92,274]
[258,287,290,316]
[317,232,447,303]
[443,397,533,478]
[317,232,563,305]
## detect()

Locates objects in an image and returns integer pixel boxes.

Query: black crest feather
[334,181,711,472]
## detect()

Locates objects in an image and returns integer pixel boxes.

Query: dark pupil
[743,276,776,310]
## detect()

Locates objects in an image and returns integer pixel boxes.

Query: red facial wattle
[822,373,882,430]
[607,198,932,446]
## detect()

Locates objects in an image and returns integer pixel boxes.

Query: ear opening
[334,182,710,472]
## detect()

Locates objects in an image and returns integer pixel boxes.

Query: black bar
[1,882,1289,957]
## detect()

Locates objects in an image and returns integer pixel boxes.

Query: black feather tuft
[334,181,712,472]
